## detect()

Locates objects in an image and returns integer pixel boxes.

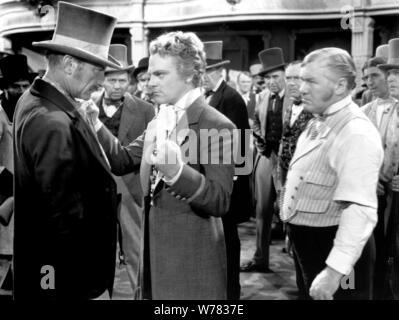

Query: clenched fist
[150,139,183,181]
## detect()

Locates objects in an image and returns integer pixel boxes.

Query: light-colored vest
[281,104,361,226]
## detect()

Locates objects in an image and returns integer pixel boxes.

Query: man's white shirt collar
[212,77,224,93]
[323,95,352,116]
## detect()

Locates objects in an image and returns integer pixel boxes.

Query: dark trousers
[253,154,276,266]
[373,194,388,299]
[222,217,241,300]
[287,223,375,300]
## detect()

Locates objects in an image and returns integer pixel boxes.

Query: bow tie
[293,99,302,106]
[103,97,124,108]
[205,90,215,98]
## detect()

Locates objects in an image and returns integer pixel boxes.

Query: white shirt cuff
[326,247,354,276]
[163,163,184,186]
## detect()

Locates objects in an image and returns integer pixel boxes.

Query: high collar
[164,87,202,112]
[29,78,78,119]
[322,95,352,116]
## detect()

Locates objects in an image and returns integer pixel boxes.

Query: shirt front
[289,103,304,127]
[156,87,202,185]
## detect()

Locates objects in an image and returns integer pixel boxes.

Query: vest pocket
[296,198,330,214]
[305,172,336,187]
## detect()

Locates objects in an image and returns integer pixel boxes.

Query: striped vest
[281,104,361,227]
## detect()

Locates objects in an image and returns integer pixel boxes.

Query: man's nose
[299,81,307,94]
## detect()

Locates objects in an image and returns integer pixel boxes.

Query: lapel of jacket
[257,90,270,138]
[209,80,225,110]
[282,96,291,125]
[140,119,156,196]
[118,93,138,143]
[31,79,113,176]
[380,100,397,145]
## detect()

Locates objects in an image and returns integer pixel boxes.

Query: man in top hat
[241,47,290,273]
[282,47,383,300]
[13,1,124,300]
[372,38,399,299]
[202,41,252,300]
[0,54,37,122]
[91,44,155,298]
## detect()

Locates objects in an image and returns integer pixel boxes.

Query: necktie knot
[205,90,214,98]
[293,99,302,106]
[306,116,326,140]
[103,97,123,108]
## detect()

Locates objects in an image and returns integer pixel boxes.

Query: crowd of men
[0,1,398,300]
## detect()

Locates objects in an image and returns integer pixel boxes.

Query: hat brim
[206,60,230,70]
[0,72,37,89]
[378,63,399,70]
[105,64,135,74]
[258,63,286,76]
[32,41,123,70]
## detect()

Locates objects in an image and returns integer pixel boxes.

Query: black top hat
[32,2,122,70]
[204,41,230,70]
[133,57,149,79]
[0,54,37,89]
[105,44,135,74]
[258,47,285,76]
[378,39,399,70]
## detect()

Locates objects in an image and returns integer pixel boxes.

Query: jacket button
[105,187,110,192]
[175,195,182,200]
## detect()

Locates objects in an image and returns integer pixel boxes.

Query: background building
[1,0,399,83]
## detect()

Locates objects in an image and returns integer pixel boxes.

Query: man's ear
[335,77,348,95]
[63,55,77,75]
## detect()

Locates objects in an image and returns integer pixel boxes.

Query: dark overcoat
[209,80,253,223]
[13,79,120,300]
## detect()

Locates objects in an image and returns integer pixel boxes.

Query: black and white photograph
[0,0,399,314]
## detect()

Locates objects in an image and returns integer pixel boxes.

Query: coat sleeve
[165,119,236,217]
[23,112,85,235]
[252,92,267,153]
[97,124,143,176]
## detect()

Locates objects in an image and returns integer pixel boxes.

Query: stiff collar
[322,95,352,117]
[41,76,79,109]
[170,87,202,111]
[212,77,224,93]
